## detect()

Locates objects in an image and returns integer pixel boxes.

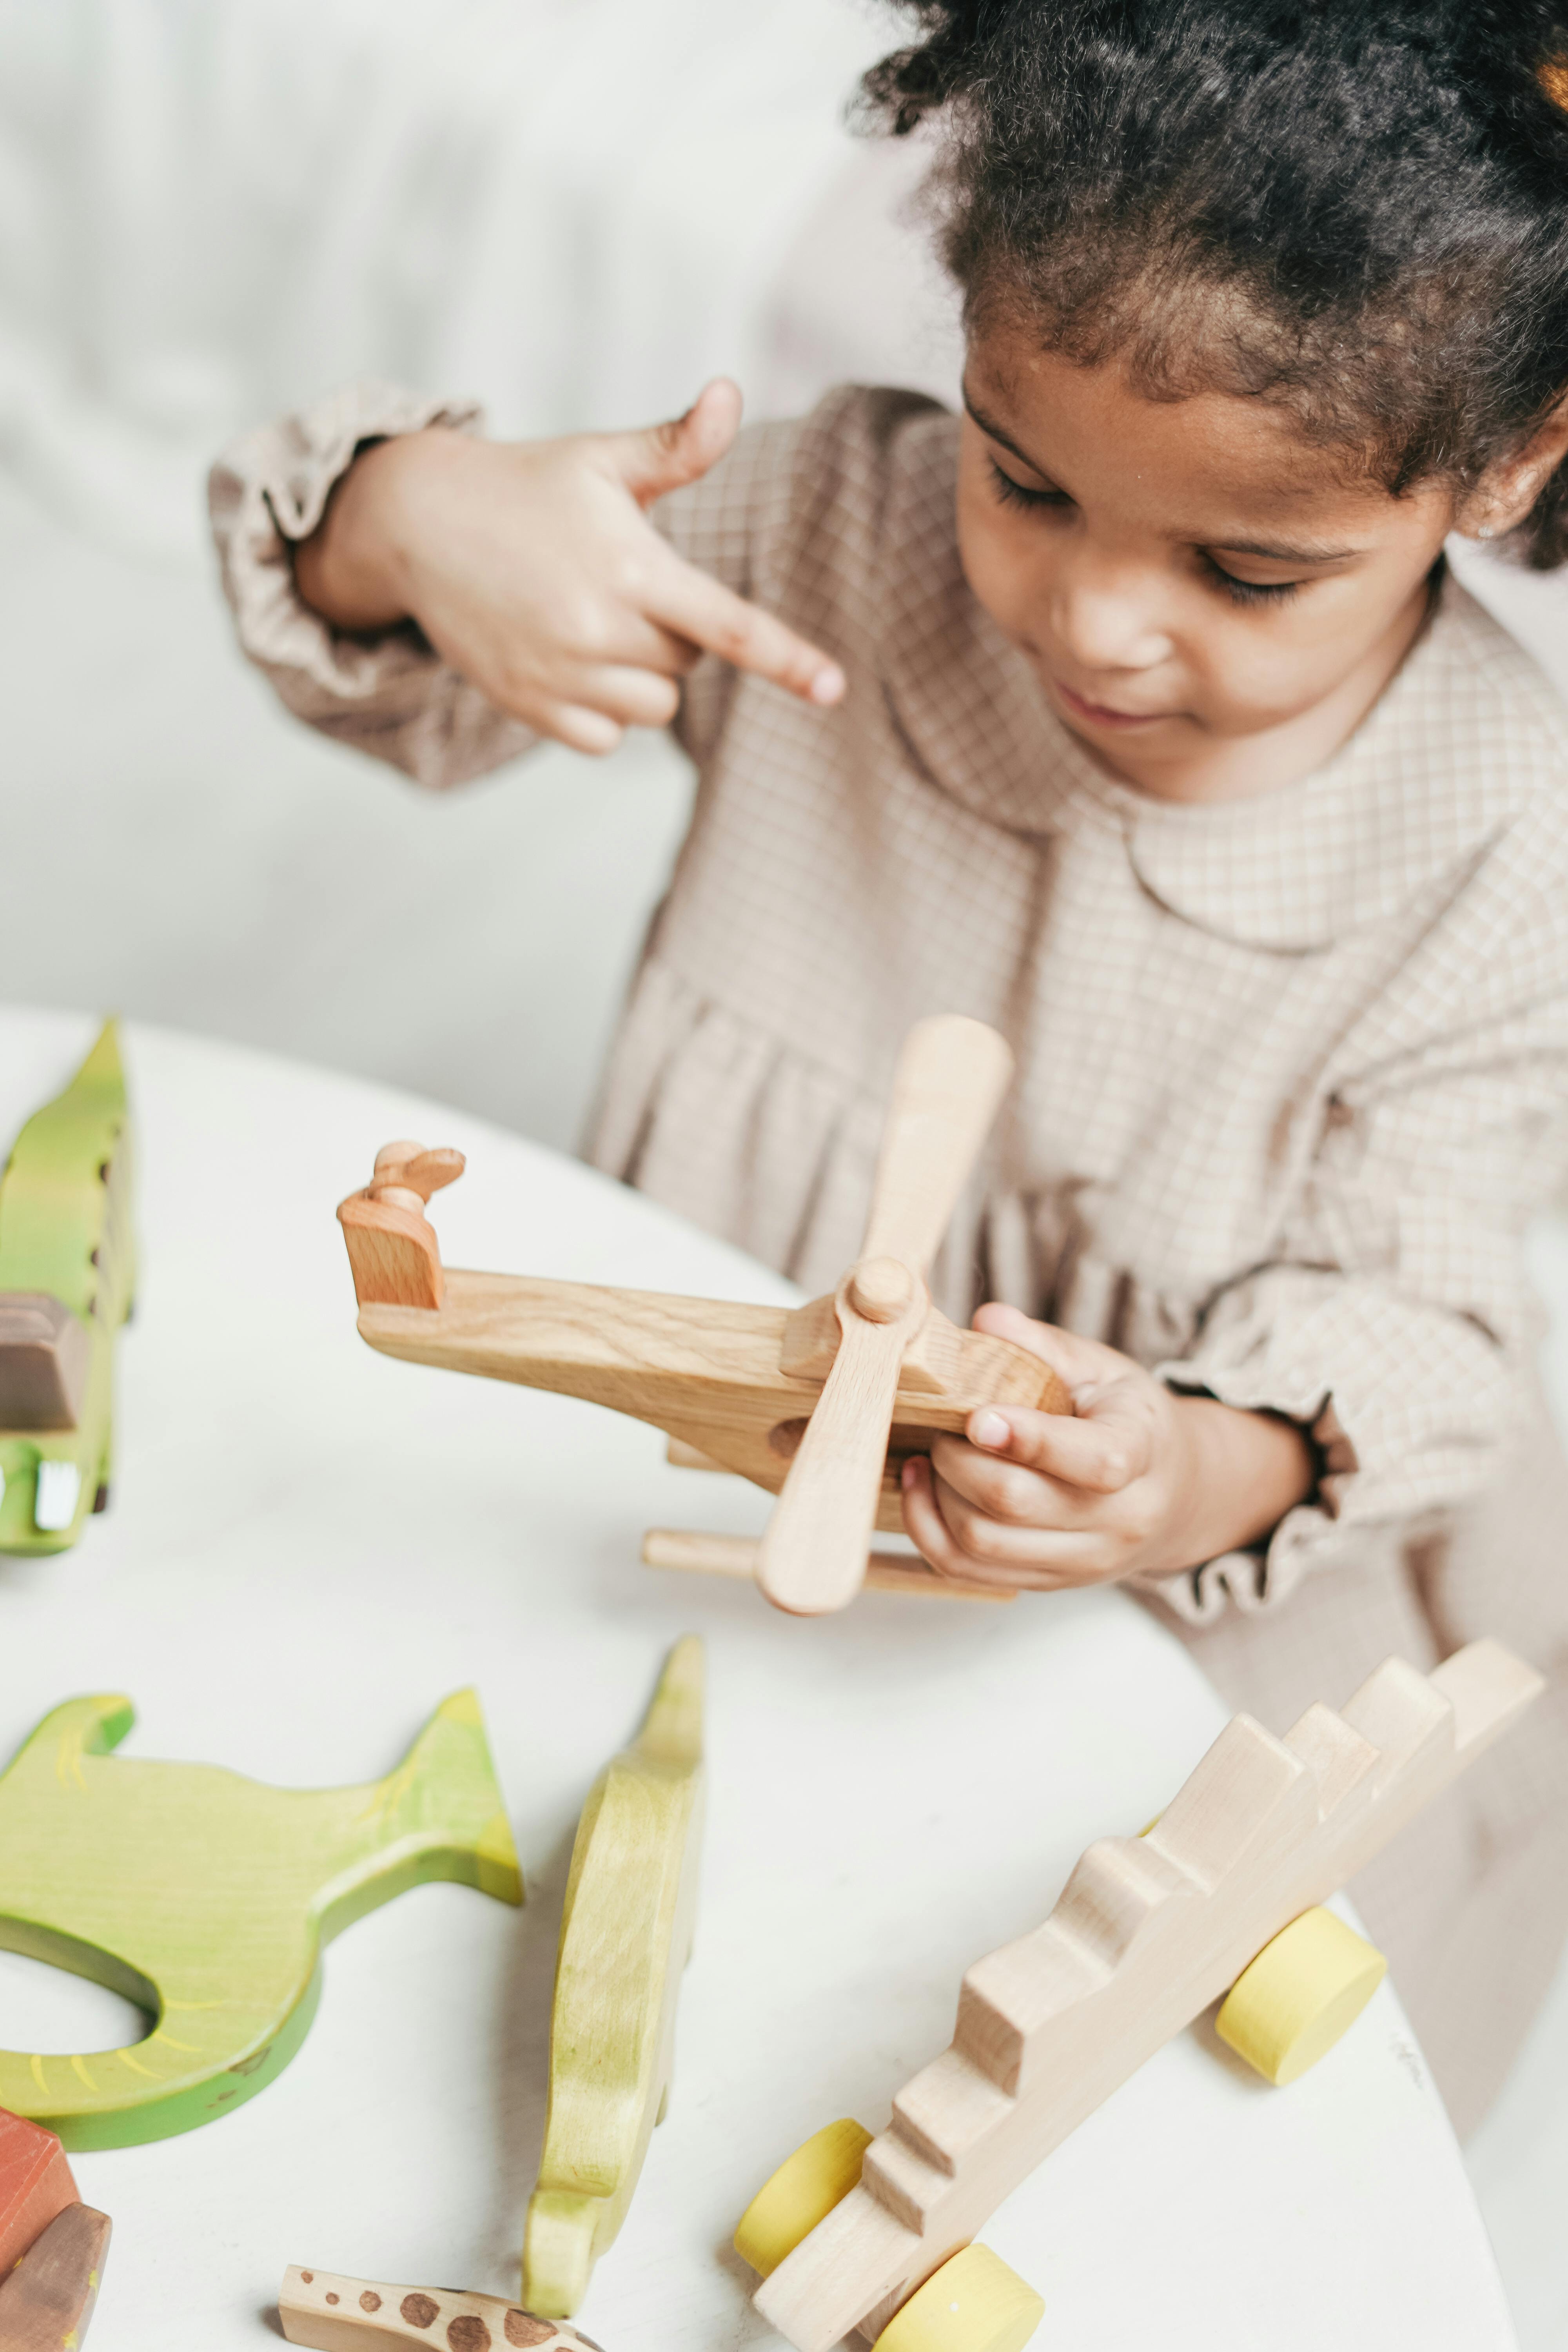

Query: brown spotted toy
[279,2267,605,2352]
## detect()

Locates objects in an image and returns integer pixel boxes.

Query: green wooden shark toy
[0,1690,522,2149]
[0,1021,133,1554]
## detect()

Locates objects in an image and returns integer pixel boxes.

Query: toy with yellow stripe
[0,1690,521,2148]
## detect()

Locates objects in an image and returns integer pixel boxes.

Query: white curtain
[0,0,960,555]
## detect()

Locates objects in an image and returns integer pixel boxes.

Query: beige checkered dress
[213,382,1568,2131]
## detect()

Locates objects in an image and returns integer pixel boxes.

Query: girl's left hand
[899,1303,1314,1590]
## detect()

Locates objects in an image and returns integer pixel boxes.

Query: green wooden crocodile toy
[0,1689,523,2149]
[523,1635,705,2318]
[0,1021,133,1554]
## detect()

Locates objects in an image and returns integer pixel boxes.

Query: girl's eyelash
[987,458,1071,513]
[986,459,1304,609]
[1198,554,1301,608]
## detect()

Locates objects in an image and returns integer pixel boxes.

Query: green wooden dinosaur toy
[0,1690,522,2149]
[523,1635,705,2318]
[0,1020,133,1555]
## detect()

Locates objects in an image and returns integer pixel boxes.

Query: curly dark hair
[862,1,1568,567]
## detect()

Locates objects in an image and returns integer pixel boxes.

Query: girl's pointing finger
[648,554,847,707]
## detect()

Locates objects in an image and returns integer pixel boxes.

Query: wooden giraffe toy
[0,1691,521,2148]
[733,1637,1541,2352]
[524,1636,705,2318]
[0,1020,133,1555]
[279,2266,606,2352]
[336,1018,1070,1617]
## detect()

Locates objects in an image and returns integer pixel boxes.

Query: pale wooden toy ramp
[337,1017,1071,1617]
[740,1638,1540,2352]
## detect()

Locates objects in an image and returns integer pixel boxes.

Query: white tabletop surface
[0,1010,1517,2352]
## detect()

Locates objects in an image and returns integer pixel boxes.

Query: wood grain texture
[641,1530,1015,1603]
[0,2112,78,2279]
[0,2200,110,2351]
[0,1021,132,1555]
[757,1283,927,1615]
[279,2267,602,2352]
[357,1278,1066,1535]
[341,1019,1070,1615]
[0,1692,521,2149]
[755,1639,1544,2352]
[859,1020,1014,1276]
[523,1639,705,2318]
[338,1144,464,1313]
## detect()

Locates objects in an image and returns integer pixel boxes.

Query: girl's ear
[1461,394,1568,541]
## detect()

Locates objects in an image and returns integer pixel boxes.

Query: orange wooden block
[0,2109,77,2278]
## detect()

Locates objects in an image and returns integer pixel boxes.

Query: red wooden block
[0,2110,78,2278]
[0,2202,111,2350]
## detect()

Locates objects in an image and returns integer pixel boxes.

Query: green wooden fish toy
[0,1020,133,1554]
[0,1690,522,2149]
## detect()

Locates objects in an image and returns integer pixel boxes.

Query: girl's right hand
[292,378,846,754]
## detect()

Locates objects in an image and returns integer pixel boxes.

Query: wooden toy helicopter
[336,1016,1069,1615]
[731,1636,1541,2352]
[0,1020,133,1553]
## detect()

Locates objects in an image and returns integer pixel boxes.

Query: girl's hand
[292,378,846,755]
[899,1303,1315,1590]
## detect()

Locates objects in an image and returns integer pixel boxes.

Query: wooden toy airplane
[524,1636,705,2318]
[0,2109,111,2350]
[279,2266,603,2352]
[336,1017,1070,1616]
[0,1021,133,1554]
[734,1637,1541,2352]
[0,1691,521,2147]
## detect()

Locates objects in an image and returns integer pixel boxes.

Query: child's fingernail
[811,664,846,704]
[973,1410,1009,1449]
[901,1458,918,1488]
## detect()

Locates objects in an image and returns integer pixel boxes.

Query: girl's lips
[1053,679,1169,730]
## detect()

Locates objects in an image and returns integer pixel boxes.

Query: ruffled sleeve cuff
[208,380,535,789]
[1134,1267,1520,1624]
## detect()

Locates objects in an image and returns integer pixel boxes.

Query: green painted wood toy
[0,1021,133,1555]
[523,1636,705,2318]
[0,1691,522,2149]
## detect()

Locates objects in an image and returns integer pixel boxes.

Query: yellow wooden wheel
[1216,1906,1387,2085]
[734,2118,872,2278]
[871,2245,1045,2352]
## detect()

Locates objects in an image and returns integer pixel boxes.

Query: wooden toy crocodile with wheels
[734,1638,1541,2352]
[0,1020,132,1555]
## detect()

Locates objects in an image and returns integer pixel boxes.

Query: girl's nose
[1052,555,1173,673]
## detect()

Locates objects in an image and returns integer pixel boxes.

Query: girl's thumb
[612,379,742,506]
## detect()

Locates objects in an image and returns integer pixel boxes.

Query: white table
[0,1011,1517,2351]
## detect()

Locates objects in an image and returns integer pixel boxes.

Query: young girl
[212,0,1568,2132]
